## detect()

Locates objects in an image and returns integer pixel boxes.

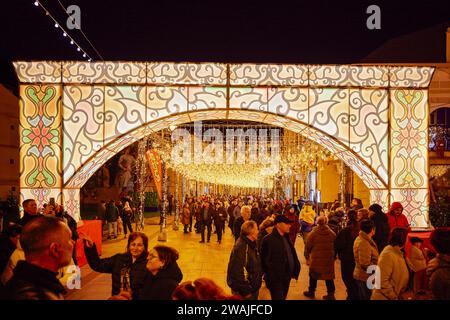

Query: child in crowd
[409,237,428,293]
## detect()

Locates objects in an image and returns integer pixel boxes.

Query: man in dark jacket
[261,214,301,300]
[227,220,262,300]
[105,200,119,239]
[199,202,213,243]
[17,199,41,227]
[227,199,237,233]
[212,202,227,244]
[233,205,251,241]
[369,204,390,253]
[2,216,74,300]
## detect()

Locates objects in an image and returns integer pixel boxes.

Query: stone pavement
[66,217,347,300]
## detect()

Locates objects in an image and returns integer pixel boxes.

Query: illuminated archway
[15,61,434,227]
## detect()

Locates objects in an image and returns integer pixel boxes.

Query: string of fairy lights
[33,1,103,61]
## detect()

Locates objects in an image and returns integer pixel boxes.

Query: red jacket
[387,202,411,232]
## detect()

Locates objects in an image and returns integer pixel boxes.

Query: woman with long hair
[81,232,149,300]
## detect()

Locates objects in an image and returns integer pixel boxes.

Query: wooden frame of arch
[14,61,434,228]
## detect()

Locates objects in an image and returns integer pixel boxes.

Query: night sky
[1,0,450,92]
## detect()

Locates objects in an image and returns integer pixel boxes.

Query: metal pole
[158,162,168,241]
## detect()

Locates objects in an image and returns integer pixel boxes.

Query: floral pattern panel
[390,89,428,189]
[20,85,62,190]
[369,189,389,212]
[20,188,62,212]
[63,188,81,222]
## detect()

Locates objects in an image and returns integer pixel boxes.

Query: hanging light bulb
[83,53,87,58]
[77,47,81,52]
[70,40,74,45]
[34,1,39,6]
[54,23,59,28]
[63,32,67,37]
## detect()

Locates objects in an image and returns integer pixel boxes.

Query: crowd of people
[0,195,449,301]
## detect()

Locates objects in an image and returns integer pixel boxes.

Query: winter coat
[2,261,66,300]
[105,204,119,223]
[84,244,148,300]
[140,262,183,300]
[261,228,301,287]
[353,231,379,282]
[370,211,390,252]
[227,236,263,296]
[228,205,236,229]
[213,207,227,227]
[233,217,245,240]
[256,229,268,254]
[17,213,41,227]
[300,205,315,225]
[181,207,190,226]
[371,245,410,300]
[334,225,358,263]
[409,245,426,272]
[387,202,410,232]
[199,206,213,225]
[0,235,16,276]
[426,254,450,300]
[286,213,300,244]
[305,225,336,280]
[233,206,242,219]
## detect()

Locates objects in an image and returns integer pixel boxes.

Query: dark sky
[1,0,450,91]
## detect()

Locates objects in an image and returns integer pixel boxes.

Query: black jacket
[105,204,119,222]
[2,260,66,300]
[227,236,263,296]
[370,211,390,252]
[0,234,16,275]
[212,207,227,227]
[334,226,357,263]
[199,206,214,225]
[261,228,301,286]
[233,217,245,240]
[84,244,148,299]
[140,262,183,300]
[17,213,41,227]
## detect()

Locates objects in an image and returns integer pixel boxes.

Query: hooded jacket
[140,262,183,300]
[387,202,410,232]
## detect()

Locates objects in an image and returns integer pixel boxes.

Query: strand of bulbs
[33,1,92,62]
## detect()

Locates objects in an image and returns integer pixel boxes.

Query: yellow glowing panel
[390,189,429,228]
[229,88,267,112]
[14,61,62,83]
[147,62,227,85]
[63,188,81,221]
[389,67,435,88]
[349,89,388,185]
[369,189,389,212]
[229,64,308,86]
[20,188,62,211]
[390,89,428,189]
[147,86,189,121]
[188,87,227,111]
[268,88,308,122]
[227,110,267,123]
[62,61,146,84]
[309,65,389,87]
[104,86,146,144]
[62,85,105,184]
[20,85,62,189]
[309,88,349,146]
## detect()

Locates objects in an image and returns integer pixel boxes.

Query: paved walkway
[66,217,347,300]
